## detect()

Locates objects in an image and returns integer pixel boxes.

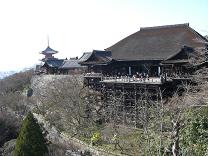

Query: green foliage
[13,112,48,156]
[181,107,208,156]
[91,131,102,146]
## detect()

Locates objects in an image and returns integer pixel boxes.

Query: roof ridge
[140,23,189,31]
[83,52,93,54]
[187,26,208,44]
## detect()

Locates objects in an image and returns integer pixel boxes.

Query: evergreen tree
[13,112,48,156]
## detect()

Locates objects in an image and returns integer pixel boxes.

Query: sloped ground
[33,112,121,156]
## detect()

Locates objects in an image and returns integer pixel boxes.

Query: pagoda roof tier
[41,46,58,54]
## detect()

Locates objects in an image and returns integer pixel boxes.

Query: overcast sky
[0,0,207,71]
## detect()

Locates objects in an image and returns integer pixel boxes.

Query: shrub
[13,112,48,156]
[91,131,102,146]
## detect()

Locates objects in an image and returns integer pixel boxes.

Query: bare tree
[32,75,105,138]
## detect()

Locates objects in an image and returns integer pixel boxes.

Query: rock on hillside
[31,75,83,92]
[0,139,16,156]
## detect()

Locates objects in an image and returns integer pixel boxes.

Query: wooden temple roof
[42,58,86,69]
[60,59,85,69]
[79,50,112,65]
[106,23,208,61]
[79,52,92,62]
[42,59,64,68]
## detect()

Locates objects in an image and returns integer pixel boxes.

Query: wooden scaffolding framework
[101,82,161,127]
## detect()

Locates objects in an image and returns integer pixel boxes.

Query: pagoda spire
[47,35,50,47]
[40,37,58,62]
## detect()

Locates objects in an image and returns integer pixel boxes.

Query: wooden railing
[83,73,169,84]
[103,76,164,83]
[84,73,103,78]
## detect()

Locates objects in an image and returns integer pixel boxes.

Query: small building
[41,59,64,74]
[59,58,87,74]
[41,58,86,75]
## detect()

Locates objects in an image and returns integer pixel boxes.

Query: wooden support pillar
[129,66,132,76]
[134,84,137,128]
[158,66,161,76]
[122,84,125,125]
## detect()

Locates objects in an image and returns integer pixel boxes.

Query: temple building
[79,23,208,80]
[78,24,208,126]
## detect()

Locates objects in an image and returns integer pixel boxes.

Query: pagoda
[40,39,58,62]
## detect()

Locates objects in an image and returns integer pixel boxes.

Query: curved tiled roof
[106,23,208,61]
[43,59,64,68]
[60,59,83,69]
[79,50,112,65]
[41,46,58,54]
[78,52,92,62]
